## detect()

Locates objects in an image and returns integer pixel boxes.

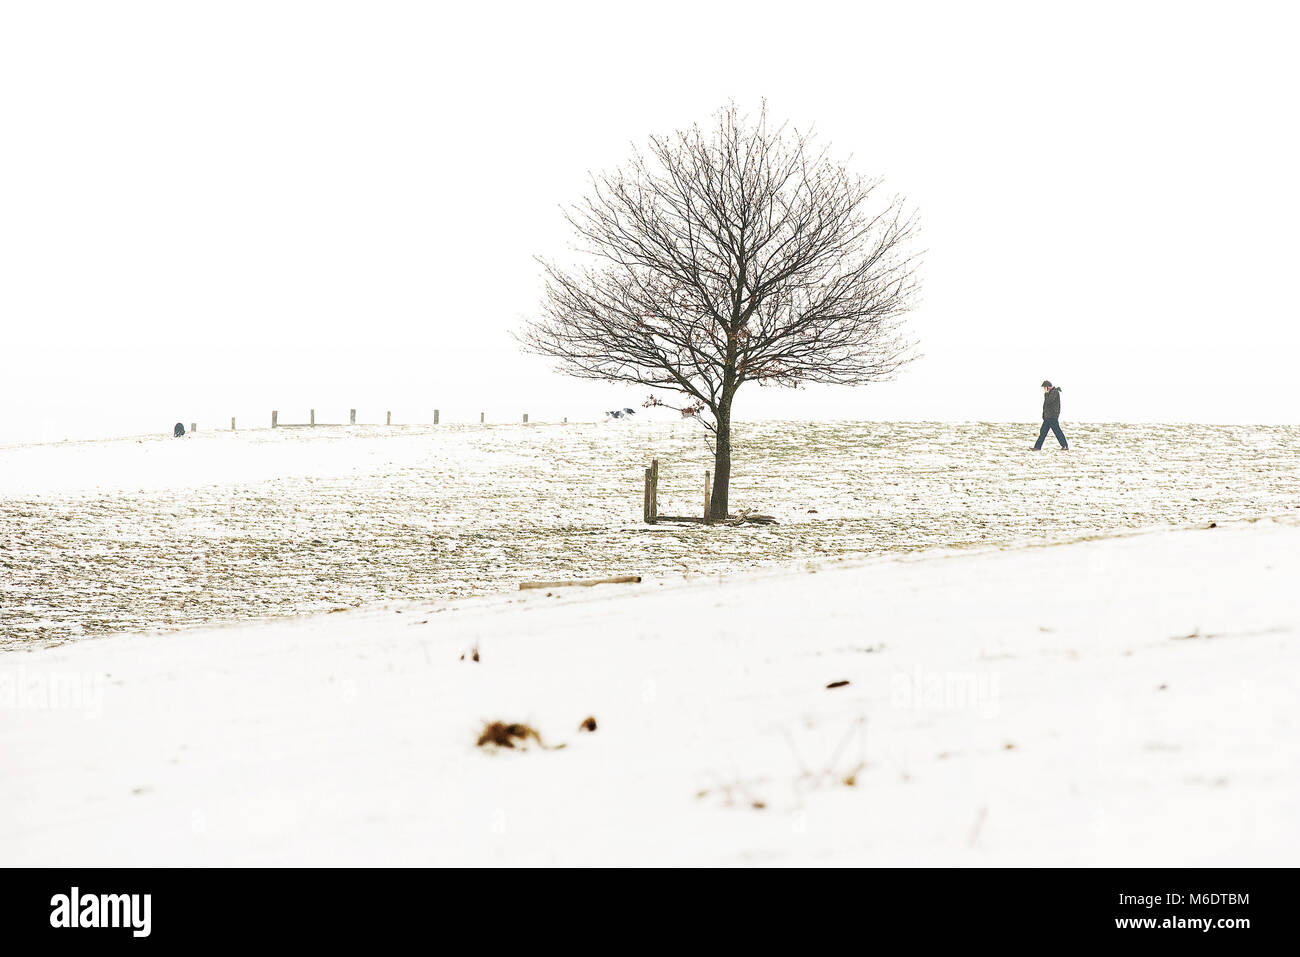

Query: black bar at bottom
[0,866,1286,946]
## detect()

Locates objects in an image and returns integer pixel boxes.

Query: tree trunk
[708,395,733,523]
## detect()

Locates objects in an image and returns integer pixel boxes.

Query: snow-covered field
[3,420,1298,647]
[2,513,1297,866]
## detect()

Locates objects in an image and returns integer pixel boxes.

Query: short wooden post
[310,409,316,426]
[644,468,653,524]
[386,411,392,426]
[272,410,278,428]
[434,409,440,425]
[190,422,197,434]
[350,409,356,425]
[704,470,711,520]
[231,416,236,431]
[563,417,567,424]
[650,459,659,523]
[480,412,485,424]
[523,413,529,424]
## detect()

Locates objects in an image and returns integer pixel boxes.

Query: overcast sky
[2,1,1297,443]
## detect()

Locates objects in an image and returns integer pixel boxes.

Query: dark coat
[1042,387,1061,420]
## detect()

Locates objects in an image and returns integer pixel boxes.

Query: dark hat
[1040,380,1053,388]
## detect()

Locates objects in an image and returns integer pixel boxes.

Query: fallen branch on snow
[519,575,642,590]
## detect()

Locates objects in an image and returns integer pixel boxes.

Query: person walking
[1033,380,1068,450]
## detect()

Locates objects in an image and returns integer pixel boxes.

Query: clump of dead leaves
[476,715,599,751]
[477,722,544,749]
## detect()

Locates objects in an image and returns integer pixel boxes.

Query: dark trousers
[1035,417,1068,449]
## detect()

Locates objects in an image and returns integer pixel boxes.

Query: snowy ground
[2,513,1297,866]
[4,420,1298,646]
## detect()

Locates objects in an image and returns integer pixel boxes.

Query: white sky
[2,0,1297,443]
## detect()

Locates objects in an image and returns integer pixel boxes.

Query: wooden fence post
[644,468,653,524]
[272,410,278,428]
[480,412,485,424]
[350,409,356,425]
[523,413,529,424]
[704,470,711,521]
[434,410,439,425]
[231,416,236,431]
[310,409,316,426]
[386,411,391,426]
[650,459,659,523]
[190,422,197,434]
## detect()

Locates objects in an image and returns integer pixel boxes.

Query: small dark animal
[173,422,185,437]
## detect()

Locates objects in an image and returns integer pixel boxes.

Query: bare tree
[520,102,921,522]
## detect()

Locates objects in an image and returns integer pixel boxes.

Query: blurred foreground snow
[2,514,1296,865]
